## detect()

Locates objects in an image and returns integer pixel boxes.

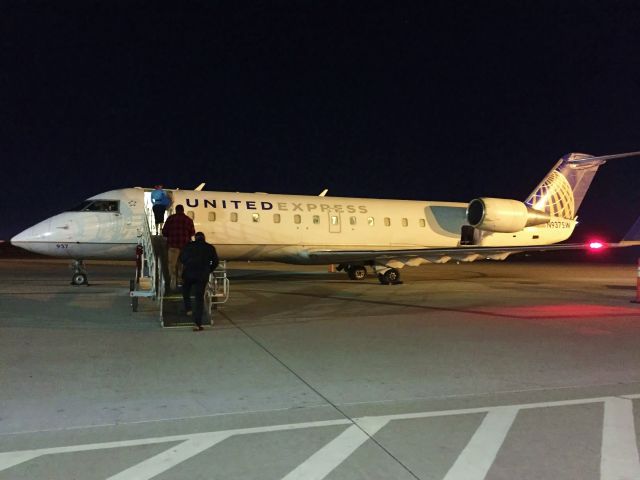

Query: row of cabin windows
[201,211,427,227]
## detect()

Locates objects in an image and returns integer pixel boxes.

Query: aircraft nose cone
[11,220,52,247]
[11,229,30,244]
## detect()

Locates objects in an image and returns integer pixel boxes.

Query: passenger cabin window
[230,212,238,222]
[208,212,216,222]
[350,216,357,225]
[419,218,426,227]
[252,213,260,223]
[384,217,391,227]
[402,218,408,227]
[67,200,119,212]
[273,213,281,223]
[313,215,320,224]
[367,216,375,226]
[294,214,302,224]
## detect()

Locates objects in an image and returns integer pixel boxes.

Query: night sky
[2,1,640,243]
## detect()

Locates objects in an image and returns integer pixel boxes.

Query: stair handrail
[140,203,162,300]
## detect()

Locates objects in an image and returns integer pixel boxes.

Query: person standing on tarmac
[179,231,219,331]
[162,204,195,291]
[150,185,171,234]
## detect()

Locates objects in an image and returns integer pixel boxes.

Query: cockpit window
[67,201,91,211]
[66,200,120,212]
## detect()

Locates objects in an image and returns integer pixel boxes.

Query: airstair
[129,197,229,327]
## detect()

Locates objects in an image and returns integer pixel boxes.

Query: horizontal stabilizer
[567,151,640,164]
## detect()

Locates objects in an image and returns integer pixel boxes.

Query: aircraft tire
[379,268,401,285]
[71,273,88,286]
[347,265,367,280]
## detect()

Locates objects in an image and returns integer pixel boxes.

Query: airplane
[10,151,640,286]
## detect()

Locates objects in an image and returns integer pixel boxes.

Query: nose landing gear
[70,260,89,286]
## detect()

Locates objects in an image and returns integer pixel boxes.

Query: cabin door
[328,212,341,233]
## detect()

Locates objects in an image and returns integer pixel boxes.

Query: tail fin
[525,151,640,220]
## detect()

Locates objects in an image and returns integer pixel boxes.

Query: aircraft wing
[306,242,629,267]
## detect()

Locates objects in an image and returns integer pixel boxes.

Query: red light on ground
[589,241,605,250]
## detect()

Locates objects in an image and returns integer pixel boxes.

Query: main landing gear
[337,264,368,280]
[377,268,402,285]
[70,260,88,286]
[347,265,368,280]
[337,264,402,285]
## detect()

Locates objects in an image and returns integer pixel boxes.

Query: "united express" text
[185,199,369,214]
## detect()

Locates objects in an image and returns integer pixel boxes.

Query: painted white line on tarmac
[0,452,42,472]
[443,406,518,480]
[0,419,350,473]
[2,395,640,477]
[281,418,390,480]
[374,396,613,423]
[601,397,640,480]
[106,432,232,480]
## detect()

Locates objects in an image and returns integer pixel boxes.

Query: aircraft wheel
[347,265,367,280]
[379,268,401,285]
[71,273,88,286]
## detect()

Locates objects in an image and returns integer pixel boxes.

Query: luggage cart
[204,260,230,325]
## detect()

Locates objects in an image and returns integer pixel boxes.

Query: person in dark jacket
[151,185,171,234]
[179,231,219,331]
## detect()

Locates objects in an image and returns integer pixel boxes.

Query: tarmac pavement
[2,257,640,479]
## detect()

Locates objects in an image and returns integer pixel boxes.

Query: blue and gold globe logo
[528,170,574,219]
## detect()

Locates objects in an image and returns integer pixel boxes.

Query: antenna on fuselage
[319,189,328,197]
[195,183,206,191]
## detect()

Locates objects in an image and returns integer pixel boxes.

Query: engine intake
[467,197,553,233]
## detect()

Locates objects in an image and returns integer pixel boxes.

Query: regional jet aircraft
[11,152,640,285]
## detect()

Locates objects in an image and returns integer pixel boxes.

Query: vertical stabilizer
[524,153,605,219]
[525,151,640,219]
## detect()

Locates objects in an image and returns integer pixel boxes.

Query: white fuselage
[11,187,576,264]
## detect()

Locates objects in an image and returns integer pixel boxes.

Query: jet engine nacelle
[466,197,553,233]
